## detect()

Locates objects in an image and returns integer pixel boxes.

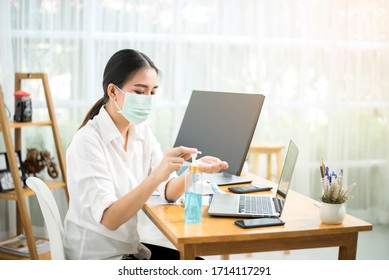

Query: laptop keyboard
[238,195,272,214]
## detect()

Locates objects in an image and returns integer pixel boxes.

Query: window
[1,0,388,227]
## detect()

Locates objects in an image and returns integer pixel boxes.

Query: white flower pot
[319,202,346,224]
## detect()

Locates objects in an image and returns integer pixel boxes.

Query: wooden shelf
[0,73,68,259]
[0,180,66,200]
[0,249,51,260]
[1,120,53,130]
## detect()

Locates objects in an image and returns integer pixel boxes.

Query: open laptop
[174,90,265,185]
[208,139,299,217]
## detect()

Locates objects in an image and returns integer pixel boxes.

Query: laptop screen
[174,90,265,176]
[276,140,299,213]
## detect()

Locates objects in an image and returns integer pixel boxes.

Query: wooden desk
[143,177,372,260]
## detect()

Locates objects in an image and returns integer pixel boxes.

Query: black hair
[79,49,159,128]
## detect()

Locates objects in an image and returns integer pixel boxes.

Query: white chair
[26,177,66,260]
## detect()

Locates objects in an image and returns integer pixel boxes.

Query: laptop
[174,90,265,185]
[208,139,299,217]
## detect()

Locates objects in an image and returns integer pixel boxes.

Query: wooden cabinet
[0,73,68,259]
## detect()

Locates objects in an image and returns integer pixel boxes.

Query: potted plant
[319,162,356,224]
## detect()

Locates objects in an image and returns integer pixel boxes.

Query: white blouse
[63,106,174,259]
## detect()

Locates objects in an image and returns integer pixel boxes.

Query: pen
[320,160,326,178]
[320,163,324,178]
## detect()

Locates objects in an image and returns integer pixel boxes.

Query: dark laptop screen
[276,140,299,214]
[174,90,265,175]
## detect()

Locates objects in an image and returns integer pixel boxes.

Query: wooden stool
[248,143,284,181]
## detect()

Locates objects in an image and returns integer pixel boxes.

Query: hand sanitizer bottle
[184,153,203,224]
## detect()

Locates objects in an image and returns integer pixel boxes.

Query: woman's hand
[163,150,228,202]
[197,156,229,173]
[152,146,198,182]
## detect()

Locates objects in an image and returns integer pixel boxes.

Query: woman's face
[115,67,158,107]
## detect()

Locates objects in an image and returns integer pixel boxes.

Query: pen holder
[184,167,202,224]
[319,202,346,224]
[319,162,356,224]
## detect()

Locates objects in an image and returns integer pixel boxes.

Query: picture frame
[0,151,27,192]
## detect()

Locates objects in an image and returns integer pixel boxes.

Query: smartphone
[234,218,285,228]
[228,184,272,194]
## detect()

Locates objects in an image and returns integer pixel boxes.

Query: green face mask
[114,86,156,125]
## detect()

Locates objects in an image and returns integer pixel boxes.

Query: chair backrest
[26,177,65,260]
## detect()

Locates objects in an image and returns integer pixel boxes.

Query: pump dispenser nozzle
[189,151,202,172]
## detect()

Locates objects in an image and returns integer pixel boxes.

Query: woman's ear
[107,83,118,100]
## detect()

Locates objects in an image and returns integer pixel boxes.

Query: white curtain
[1,0,388,239]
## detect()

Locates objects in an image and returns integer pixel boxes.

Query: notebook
[208,139,299,217]
[174,90,265,185]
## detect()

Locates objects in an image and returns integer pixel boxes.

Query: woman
[63,49,228,260]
